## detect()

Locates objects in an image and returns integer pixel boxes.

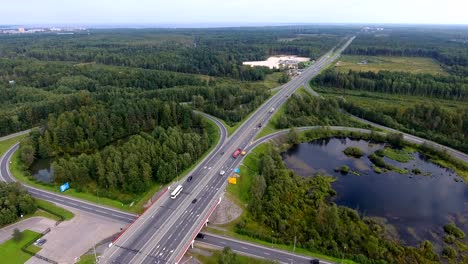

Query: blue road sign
[60,182,70,192]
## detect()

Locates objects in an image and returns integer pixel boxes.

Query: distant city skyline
[1,0,467,26]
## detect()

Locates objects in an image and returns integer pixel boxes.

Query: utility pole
[292,235,297,264]
[93,240,98,263]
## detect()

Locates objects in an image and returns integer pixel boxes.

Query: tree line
[146,82,271,126]
[342,101,468,153]
[274,91,368,129]
[313,68,468,100]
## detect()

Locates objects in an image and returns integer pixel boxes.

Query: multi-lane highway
[196,233,333,264]
[100,36,356,264]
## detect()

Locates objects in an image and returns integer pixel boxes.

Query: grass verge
[190,245,276,264]
[0,134,27,156]
[0,230,41,264]
[35,199,74,220]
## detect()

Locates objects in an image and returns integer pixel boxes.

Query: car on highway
[232,148,242,158]
[192,198,197,204]
[187,176,193,182]
[196,233,205,239]
[241,151,246,156]
[269,107,275,113]
[219,170,226,176]
[310,259,320,264]
[257,123,262,128]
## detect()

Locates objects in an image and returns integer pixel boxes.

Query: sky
[1,0,467,26]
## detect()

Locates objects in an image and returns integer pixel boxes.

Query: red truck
[232,148,242,158]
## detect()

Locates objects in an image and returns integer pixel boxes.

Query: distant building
[9,80,16,85]
[18,27,25,33]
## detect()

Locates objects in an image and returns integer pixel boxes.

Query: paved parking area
[0,217,56,244]
[26,205,126,264]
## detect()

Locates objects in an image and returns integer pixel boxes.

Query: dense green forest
[314,68,468,100]
[342,101,468,153]
[19,99,213,198]
[0,182,36,226]
[0,27,346,137]
[0,27,346,79]
[238,144,449,264]
[346,27,468,75]
[274,89,369,129]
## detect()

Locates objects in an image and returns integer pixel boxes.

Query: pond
[30,158,54,183]
[282,137,468,246]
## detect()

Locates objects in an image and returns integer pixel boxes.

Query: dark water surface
[282,137,468,246]
[30,158,53,183]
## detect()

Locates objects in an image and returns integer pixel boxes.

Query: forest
[0,27,347,137]
[0,182,36,226]
[19,99,213,198]
[274,89,369,129]
[313,68,468,100]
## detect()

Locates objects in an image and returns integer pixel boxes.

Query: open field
[0,229,41,264]
[335,55,448,75]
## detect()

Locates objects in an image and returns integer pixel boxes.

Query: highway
[100,36,357,264]
[196,233,333,264]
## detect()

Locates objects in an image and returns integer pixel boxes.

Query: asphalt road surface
[100,36,356,264]
[196,233,333,264]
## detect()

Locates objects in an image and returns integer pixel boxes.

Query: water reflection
[282,137,468,246]
[30,158,53,183]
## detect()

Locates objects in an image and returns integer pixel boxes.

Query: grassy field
[335,55,448,75]
[0,134,27,156]
[77,254,96,264]
[0,230,41,264]
[8,115,221,214]
[259,72,284,89]
[35,199,74,220]
[190,246,276,264]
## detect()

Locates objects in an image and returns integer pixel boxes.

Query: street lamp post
[341,245,347,264]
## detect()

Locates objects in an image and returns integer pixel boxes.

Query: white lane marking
[241,246,247,250]
[264,252,270,255]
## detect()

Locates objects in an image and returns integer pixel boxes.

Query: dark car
[192,198,197,204]
[196,233,205,239]
[310,259,320,264]
[257,123,262,128]
[187,176,193,182]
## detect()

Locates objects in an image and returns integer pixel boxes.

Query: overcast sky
[1,0,467,26]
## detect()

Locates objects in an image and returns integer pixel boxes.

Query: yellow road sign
[228,177,237,184]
